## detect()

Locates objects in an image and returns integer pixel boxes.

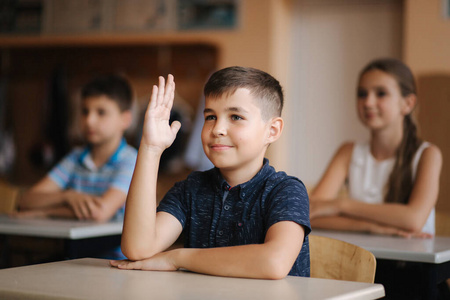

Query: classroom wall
[286,0,403,188]
[404,0,450,212]
[203,0,293,171]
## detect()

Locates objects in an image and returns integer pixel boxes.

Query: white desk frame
[0,258,385,300]
[0,214,122,239]
[311,229,450,264]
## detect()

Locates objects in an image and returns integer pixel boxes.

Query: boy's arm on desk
[19,176,69,209]
[112,221,305,280]
[18,176,126,222]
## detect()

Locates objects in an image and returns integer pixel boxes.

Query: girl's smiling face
[357,69,411,132]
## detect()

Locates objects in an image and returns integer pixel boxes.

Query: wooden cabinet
[0,36,218,184]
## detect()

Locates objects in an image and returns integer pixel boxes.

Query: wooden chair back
[309,235,376,283]
[436,210,450,236]
[0,181,19,214]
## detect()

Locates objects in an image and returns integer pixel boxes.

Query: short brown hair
[204,66,284,120]
[81,74,133,111]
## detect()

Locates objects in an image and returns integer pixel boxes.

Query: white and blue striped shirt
[48,138,137,220]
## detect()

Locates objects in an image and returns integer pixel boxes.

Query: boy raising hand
[111,67,310,279]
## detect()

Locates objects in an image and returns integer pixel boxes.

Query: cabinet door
[418,75,450,212]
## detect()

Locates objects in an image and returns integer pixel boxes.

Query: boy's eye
[97,109,106,116]
[205,115,216,121]
[81,108,89,116]
[231,115,243,121]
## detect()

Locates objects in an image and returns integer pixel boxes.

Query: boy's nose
[212,120,227,136]
[84,113,97,126]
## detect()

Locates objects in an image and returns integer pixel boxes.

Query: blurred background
[0,0,449,216]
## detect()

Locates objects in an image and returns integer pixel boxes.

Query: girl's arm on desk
[111,221,304,280]
[311,216,431,238]
[310,143,442,233]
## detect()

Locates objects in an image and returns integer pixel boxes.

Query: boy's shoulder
[182,161,306,194]
[117,143,138,159]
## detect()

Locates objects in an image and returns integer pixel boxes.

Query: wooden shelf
[0,31,230,48]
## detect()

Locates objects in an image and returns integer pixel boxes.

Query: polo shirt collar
[214,158,273,194]
[79,138,127,169]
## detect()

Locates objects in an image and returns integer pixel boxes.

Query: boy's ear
[121,110,133,130]
[266,117,284,144]
[402,94,417,115]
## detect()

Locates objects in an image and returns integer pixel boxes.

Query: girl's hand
[110,250,178,271]
[369,222,433,239]
[141,75,181,154]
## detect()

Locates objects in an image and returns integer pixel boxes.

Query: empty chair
[309,234,376,283]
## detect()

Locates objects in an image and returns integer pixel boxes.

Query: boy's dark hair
[204,66,284,120]
[81,74,133,111]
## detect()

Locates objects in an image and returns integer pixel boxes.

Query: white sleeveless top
[348,141,435,234]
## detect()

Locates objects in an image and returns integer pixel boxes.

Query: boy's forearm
[121,147,162,258]
[45,206,77,219]
[19,191,68,210]
[171,244,294,280]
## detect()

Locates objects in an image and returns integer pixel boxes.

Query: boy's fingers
[165,75,175,109]
[157,76,165,105]
[171,120,182,136]
[148,85,158,109]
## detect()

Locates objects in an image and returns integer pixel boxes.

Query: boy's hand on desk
[141,74,181,153]
[64,190,102,220]
[110,251,177,271]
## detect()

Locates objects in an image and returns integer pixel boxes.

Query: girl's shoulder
[336,141,360,161]
[418,142,442,164]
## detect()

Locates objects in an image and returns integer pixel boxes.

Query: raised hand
[141,75,181,154]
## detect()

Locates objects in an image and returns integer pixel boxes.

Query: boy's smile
[201,88,275,184]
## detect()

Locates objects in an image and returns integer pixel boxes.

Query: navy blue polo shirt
[157,158,311,277]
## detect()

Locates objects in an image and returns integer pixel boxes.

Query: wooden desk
[0,215,123,266]
[0,258,385,300]
[312,230,450,299]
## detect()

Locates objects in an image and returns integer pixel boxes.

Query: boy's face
[81,95,131,146]
[201,88,279,177]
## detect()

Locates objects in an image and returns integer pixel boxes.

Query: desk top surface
[312,230,450,264]
[0,258,384,300]
[0,215,122,239]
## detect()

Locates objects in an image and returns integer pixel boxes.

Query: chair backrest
[0,181,19,214]
[436,210,450,236]
[309,234,376,283]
